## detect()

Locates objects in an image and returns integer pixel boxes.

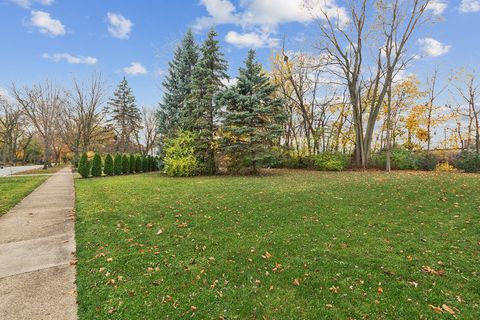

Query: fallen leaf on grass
[156,229,164,235]
[325,304,333,308]
[262,251,272,259]
[191,305,198,312]
[146,223,154,228]
[422,266,445,276]
[329,286,339,293]
[429,304,443,313]
[292,279,300,286]
[272,263,282,272]
[377,287,383,295]
[442,304,456,315]
[176,222,188,228]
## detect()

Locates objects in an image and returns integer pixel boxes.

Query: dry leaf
[262,251,272,259]
[329,286,339,293]
[292,278,300,286]
[428,304,443,313]
[441,304,455,315]
[272,263,282,272]
[422,266,445,276]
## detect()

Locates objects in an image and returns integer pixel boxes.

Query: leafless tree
[59,74,107,163]
[135,107,159,156]
[310,0,433,168]
[12,81,65,168]
[0,95,26,164]
[452,70,479,153]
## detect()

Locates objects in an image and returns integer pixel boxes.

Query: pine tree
[78,152,90,178]
[157,30,199,139]
[122,154,129,174]
[108,77,142,153]
[129,154,136,173]
[91,153,103,177]
[217,49,285,174]
[114,153,123,175]
[185,27,228,174]
[104,154,114,176]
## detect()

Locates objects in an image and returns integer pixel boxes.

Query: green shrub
[91,153,103,177]
[149,156,155,171]
[122,154,129,174]
[313,153,349,171]
[455,152,480,173]
[142,156,149,172]
[264,149,316,169]
[114,154,123,175]
[164,131,199,177]
[152,156,158,171]
[78,152,90,178]
[415,153,438,171]
[104,154,114,176]
[135,155,143,173]
[371,148,417,170]
[129,154,136,173]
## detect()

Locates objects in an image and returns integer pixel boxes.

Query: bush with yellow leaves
[435,162,456,172]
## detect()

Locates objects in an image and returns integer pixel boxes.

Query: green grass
[0,176,48,216]
[13,164,66,175]
[75,170,480,319]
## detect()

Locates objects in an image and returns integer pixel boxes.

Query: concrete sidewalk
[0,167,77,320]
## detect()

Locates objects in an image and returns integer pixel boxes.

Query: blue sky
[0,0,479,108]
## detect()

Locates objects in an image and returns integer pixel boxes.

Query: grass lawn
[75,170,479,319]
[13,164,66,175]
[0,176,48,216]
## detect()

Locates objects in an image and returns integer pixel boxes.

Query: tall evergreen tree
[185,27,228,174]
[157,30,199,138]
[107,77,142,153]
[217,49,285,174]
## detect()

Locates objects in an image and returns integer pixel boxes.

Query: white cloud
[459,0,480,13]
[10,0,53,8]
[0,87,15,104]
[42,53,97,65]
[29,10,65,36]
[225,31,279,48]
[107,12,133,39]
[123,62,148,76]
[417,38,451,57]
[426,0,447,15]
[195,0,348,48]
[221,78,238,88]
[195,0,348,30]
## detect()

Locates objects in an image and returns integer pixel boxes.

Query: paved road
[0,167,77,320]
[0,165,43,177]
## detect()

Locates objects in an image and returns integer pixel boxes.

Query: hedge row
[265,148,480,173]
[78,152,160,178]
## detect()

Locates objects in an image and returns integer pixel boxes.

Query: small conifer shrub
[78,153,91,178]
[104,154,114,176]
[91,153,103,177]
